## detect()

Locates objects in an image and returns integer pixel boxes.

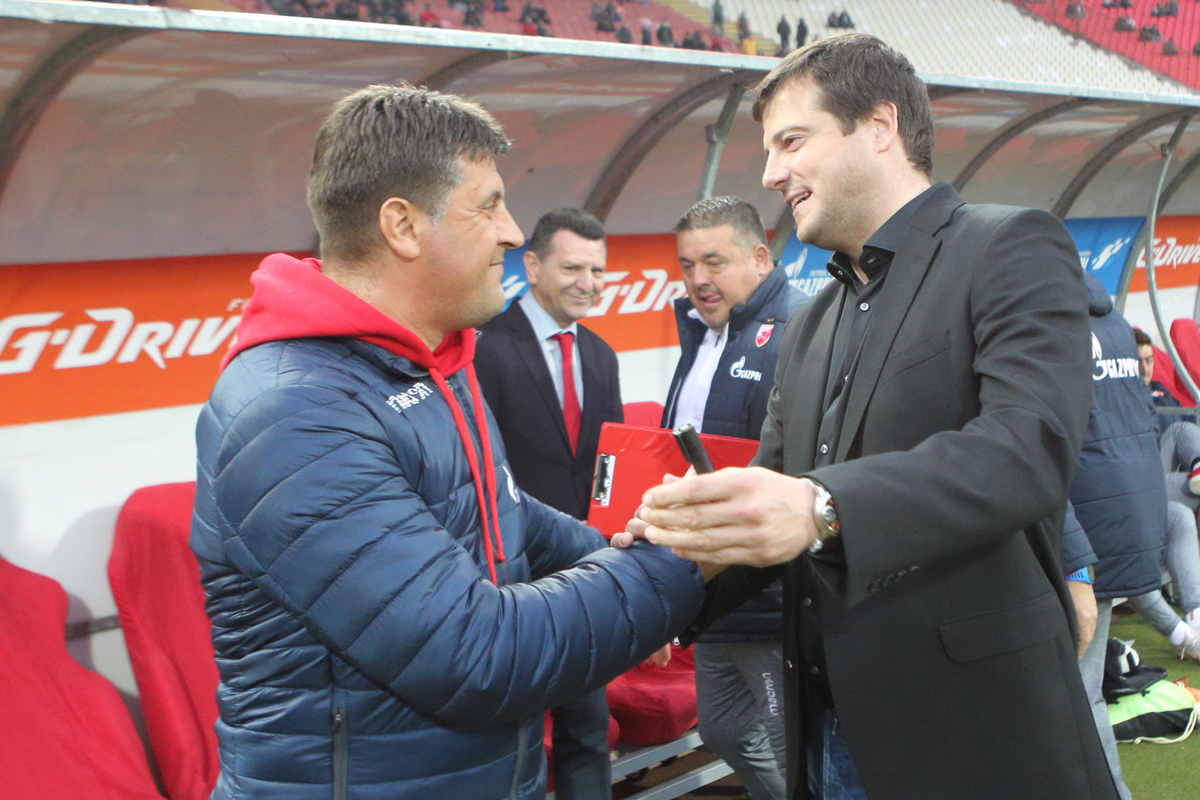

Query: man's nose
[498,206,524,250]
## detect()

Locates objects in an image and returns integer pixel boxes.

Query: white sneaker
[1178,625,1200,662]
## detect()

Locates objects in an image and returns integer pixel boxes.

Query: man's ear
[753,242,773,277]
[524,249,540,286]
[870,100,901,155]
[379,197,424,261]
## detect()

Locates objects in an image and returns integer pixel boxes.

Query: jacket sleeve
[520,490,607,578]
[1060,501,1096,576]
[212,386,706,726]
[810,209,1093,607]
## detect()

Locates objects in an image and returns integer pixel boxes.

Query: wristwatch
[806,479,840,554]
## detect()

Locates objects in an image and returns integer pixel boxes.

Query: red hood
[221,254,475,374]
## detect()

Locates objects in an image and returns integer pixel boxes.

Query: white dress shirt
[518,292,585,408]
[673,310,728,433]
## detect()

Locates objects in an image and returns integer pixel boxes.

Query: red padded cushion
[1166,321,1199,406]
[109,483,219,800]
[0,556,163,799]
[622,401,665,428]
[606,644,697,746]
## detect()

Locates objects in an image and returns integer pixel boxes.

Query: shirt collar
[520,291,578,341]
[827,183,938,287]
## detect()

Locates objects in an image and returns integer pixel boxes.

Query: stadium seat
[623,400,665,428]
[0,556,164,800]
[1150,343,1194,406]
[607,643,699,747]
[1168,319,1200,405]
[108,482,219,800]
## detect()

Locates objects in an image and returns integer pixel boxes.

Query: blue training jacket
[662,265,804,641]
[191,336,705,800]
[1068,271,1166,599]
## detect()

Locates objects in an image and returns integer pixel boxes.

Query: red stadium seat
[1167,319,1200,405]
[109,483,219,800]
[0,556,163,800]
[1151,343,1195,406]
[606,643,698,747]
[623,401,665,428]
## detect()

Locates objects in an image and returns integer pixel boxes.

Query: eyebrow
[764,125,809,154]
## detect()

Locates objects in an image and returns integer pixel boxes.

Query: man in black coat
[474,208,623,800]
[624,34,1115,800]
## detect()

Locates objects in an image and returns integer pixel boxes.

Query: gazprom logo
[729,356,762,382]
[1091,334,1139,382]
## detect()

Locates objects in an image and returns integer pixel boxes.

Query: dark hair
[752,33,934,178]
[307,83,509,262]
[527,208,606,259]
[1133,328,1153,348]
[673,197,767,253]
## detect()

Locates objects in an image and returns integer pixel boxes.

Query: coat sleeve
[520,490,607,577]
[810,209,1093,607]
[211,385,706,726]
[1060,501,1096,576]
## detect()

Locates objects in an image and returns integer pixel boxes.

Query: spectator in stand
[523,19,538,34]
[617,23,632,43]
[493,0,507,12]
[642,17,652,45]
[796,17,807,48]
[777,16,791,52]
[418,3,440,26]
[1140,24,1164,43]
[827,11,839,28]
[463,0,483,28]
[712,0,724,29]
[1115,16,1135,33]
[840,10,853,28]
[1195,39,1200,56]
[1066,1,1086,21]
[590,2,602,22]
[1165,39,1179,56]
[657,20,674,46]
[333,0,358,21]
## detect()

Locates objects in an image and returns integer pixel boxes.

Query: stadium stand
[1014,0,1200,91]
[675,0,1194,94]
[213,0,731,50]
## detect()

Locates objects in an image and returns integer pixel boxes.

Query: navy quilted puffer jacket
[190,256,705,800]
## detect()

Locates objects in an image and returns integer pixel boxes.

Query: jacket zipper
[331,706,348,800]
[509,719,529,800]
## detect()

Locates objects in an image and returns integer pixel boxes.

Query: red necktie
[552,331,581,455]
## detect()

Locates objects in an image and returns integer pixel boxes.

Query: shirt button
[809,666,820,675]
[819,443,829,454]
[803,597,813,607]
[859,302,869,311]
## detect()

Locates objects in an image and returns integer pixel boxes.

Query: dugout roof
[3,0,1200,265]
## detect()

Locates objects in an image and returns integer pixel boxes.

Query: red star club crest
[755,324,775,348]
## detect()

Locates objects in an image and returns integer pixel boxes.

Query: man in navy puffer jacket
[190,84,707,800]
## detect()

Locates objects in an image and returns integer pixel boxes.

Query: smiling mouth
[790,191,812,210]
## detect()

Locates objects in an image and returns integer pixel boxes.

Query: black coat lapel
[506,303,572,453]
[835,187,963,463]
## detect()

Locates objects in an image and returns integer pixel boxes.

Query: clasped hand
[610,467,818,576]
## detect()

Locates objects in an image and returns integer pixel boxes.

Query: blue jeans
[805,705,867,800]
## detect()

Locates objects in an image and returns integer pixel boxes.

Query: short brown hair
[1133,328,1153,348]
[528,208,606,259]
[674,197,767,254]
[752,34,934,178]
[307,83,509,262]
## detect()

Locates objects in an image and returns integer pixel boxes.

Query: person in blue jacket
[1068,270,1168,800]
[189,84,708,800]
[661,197,803,800]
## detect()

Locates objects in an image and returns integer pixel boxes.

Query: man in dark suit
[475,207,623,800]
[623,35,1116,800]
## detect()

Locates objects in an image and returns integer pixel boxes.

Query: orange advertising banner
[1129,215,1200,292]
[0,236,685,427]
[0,254,264,427]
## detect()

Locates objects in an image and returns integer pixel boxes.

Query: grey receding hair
[527,208,607,259]
[674,197,768,254]
[307,83,510,263]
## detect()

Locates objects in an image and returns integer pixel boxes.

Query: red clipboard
[586,423,760,536]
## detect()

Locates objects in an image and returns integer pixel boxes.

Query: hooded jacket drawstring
[428,366,505,585]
